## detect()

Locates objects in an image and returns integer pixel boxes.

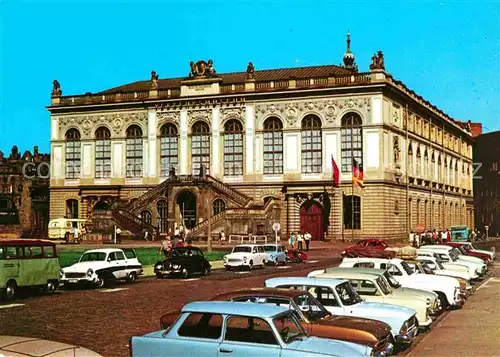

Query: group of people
[288,231,312,251]
[159,224,192,256]
[409,229,451,248]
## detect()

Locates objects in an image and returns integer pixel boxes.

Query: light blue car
[265,277,419,345]
[263,244,287,265]
[130,301,372,357]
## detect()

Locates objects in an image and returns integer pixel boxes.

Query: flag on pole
[331,155,340,188]
[352,158,365,188]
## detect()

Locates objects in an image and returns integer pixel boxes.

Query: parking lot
[1,241,499,357]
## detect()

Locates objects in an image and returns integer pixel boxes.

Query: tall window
[438,155,442,182]
[160,123,178,176]
[157,200,168,233]
[140,210,152,226]
[65,129,81,179]
[192,121,210,175]
[343,195,361,229]
[408,143,413,176]
[126,125,143,178]
[223,120,243,176]
[302,115,322,173]
[263,117,283,174]
[341,113,362,172]
[66,199,79,219]
[424,149,429,178]
[95,127,111,178]
[213,199,226,215]
[416,147,421,176]
[416,199,421,226]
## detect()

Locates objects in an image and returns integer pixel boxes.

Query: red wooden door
[300,201,323,240]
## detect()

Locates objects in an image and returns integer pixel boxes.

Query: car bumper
[61,276,97,285]
[418,316,433,327]
[224,262,250,268]
[394,326,418,344]
[373,343,394,357]
[155,269,183,276]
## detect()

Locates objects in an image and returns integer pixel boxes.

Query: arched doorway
[177,191,197,229]
[300,200,323,240]
[92,200,110,211]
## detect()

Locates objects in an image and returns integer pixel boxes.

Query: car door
[191,249,204,273]
[218,315,281,357]
[172,312,222,357]
[114,251,128,278]
[306,285,345,315]
[107,252,123,279]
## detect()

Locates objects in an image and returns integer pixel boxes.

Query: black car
[154,247,211,278]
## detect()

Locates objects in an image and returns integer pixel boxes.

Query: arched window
[302,115,322,173]
[341,113,362,172]
[263,117,283,174]
[191,121,210,175]
[157,200,168,233]
[140,210,152,226]
[343,195,361,229]
[65,129,81,179]
[424,149,429,178]
[213,199,226,215]
[223,119,244,176]
[95,127,111,178]
[159,123,178,176]
[408,143,413,176]
[66,199,79,220]
[438,154,442,181]
[126,125,143,178]
[416,147,421,176]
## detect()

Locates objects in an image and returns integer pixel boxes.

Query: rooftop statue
[246,62,255,79]
[52,80,62,97]
[369,50,385,71]
[151,70,159,89]
[189,59,217,78]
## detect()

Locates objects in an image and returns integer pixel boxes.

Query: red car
[341,239,394,258]
[444,242,491,263]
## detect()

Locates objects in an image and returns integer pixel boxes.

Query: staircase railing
[206,175,252,207]
[110,209,159,238]
[189,210,227,236]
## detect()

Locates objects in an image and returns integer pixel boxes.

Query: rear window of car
[123,249,136,259]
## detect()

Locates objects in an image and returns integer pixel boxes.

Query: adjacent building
[47,35,474,241]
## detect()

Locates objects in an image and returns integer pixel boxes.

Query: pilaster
[179,109,188,175]
[211,106,221,177]
[245,104,255,174]
[147,109,157,177]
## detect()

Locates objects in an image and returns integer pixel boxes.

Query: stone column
[179,109,188,175]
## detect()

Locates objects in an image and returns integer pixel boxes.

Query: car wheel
[181,268,189,279]
[96,276,106,288]
[45,280,56,294]
[225,266,231,271]
[155,272,163,279]
[248,260,253,270]
[261,259,266,268]
[4,280,16,301]
[127,272,137,283]
[437,292,450,310]
[203,266,211,276]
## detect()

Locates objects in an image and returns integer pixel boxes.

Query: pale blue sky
[1,0,499,154]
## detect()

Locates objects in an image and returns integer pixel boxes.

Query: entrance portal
[300,200,323,240]
[177,191,197,229]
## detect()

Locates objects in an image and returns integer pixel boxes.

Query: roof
[343,257,403,264]
[0,239,55,246]
[83,248,123,254]
[98,64,353,94]
[211,288,307,301]
[334,267,388,275]
[320,268,385,279]
[418,246,452,251]
[234,244,261,248]
[266,276,346,287]
[181,301,287,318]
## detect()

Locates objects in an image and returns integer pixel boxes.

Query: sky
[0,0,499,154]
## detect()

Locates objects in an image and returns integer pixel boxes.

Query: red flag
[352,158,365,188]
[331,155,340,188]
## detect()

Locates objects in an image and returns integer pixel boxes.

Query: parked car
[286,249,308,263]
[0,239,60,300]
[154,247,211,278]
[419,246,486,277]
[444,242,492,263]
[309,268,432,328]
[416,250,477,280]
[0,336,102,357]
[262,244,287,265]
[447,241,496,260]
[130,301,372,357]
[265,276,419,346]
[340,257,463,309]
[223,244,267,270]
[209,288,394,356]
[60,248,142,288]
[342,240,394,259]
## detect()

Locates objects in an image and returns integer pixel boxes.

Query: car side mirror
[107,257,112,262]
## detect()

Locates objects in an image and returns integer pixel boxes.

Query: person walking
[288,232,296,250]
[409,231,415,245]
[160,238,171,257]
[219,230,226,245]
[297,232,304,250]
[115,227,122,244]
[304,231,311,251]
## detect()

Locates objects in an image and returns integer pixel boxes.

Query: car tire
[127,272,137,283]
[45,280,56,294]
[156,272,163,279]
[248,261,253,270]
[204,266,211,276]
[261,259,266,268]
[181,268,189,279]
[436,292,450,310]
[4,280,16,301]
[225,266,231,271]
[96,276,106,289]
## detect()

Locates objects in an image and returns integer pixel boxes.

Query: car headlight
[223,255,228,261]
[342,250,346,255]
[155,263,162,270]
[86,268,93,277]
[243,256,247,262]
[172,264,181,269]
[400,321,409,334]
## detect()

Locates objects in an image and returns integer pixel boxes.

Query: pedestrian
[446,229,451,242]
[73,226,79,244]
[297,231,304,250]
[143,229,149,242]
[174,225,180,240]
[304,231,311,251]
[440,230,446,243]
[432,229,438,244]
[115,227,121,244]
[219,230,226,245]
[409,231,415,245]
[288,232,296,250]
[160,238,171,257]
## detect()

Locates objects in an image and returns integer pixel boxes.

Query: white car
[340,257,463,309]
[413,255,472,292]
[416,250,477,280]
[60,248,143,288]
[223,244,267,270]
[419,246,486,277]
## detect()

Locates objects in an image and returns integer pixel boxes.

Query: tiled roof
[98,64,353,94]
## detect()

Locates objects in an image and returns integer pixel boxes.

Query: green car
[0,239,60,300]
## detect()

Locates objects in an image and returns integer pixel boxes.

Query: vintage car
[309,268,432,327]
[60,248,142,288]
[0,336,103,357]
[130,301,372,357]
[419,246,486,277]
[210,288,394,356]
[340,257,463,309]
[342,239,394,258]
[446,241,496,260]
[262,244,287,265]
[444,242,492,263]
[265,277,419,345]
[416,250,476,280]
[223,244,267,270]
[154,247,211,278]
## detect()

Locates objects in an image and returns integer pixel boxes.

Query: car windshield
[168,248,191,257]
[273,312,307,343]
[456,246,467,254]
[434,259,445,269]
[449,250,459,261]
[335,282,364,306]
[383,271,401,288]
[263,246,276,252]
[233,246,252,253]
[294,294,331,322]
[462,244,472,251]
[377,276,392,295]
[400,261,414,275]
[79,252,106,262]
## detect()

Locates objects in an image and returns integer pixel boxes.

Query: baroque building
[47,36,474,241]
[0,146,50,238]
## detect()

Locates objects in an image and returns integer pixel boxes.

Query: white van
[48,218,87,242]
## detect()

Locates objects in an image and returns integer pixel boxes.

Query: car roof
[0,239,55,247]
[321,268,384,279]
[333,267,389,275]
[343,257,401,264]
[181,301,287,318]
[82,249,123,254]
[263,243,282,246]
[211,288,307,301]
[266,276,347,287]
[420,245,452,250]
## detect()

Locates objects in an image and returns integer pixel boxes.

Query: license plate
[69,279,78,283]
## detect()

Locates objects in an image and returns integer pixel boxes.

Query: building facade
[48,37,474,241]
[0,146,50,238]
[473,131,500,237]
